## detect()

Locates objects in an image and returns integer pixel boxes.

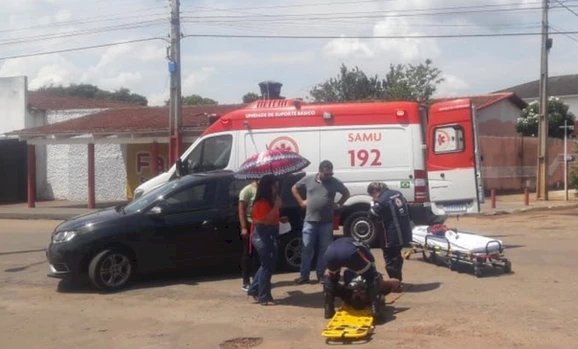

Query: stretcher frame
[409,231,512,277]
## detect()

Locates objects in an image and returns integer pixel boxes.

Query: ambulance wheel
[504,261,512,274]
[343,212,377,247]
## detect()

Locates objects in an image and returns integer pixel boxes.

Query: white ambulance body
[134,98,482,244]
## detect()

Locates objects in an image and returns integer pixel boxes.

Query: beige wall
[479,136,576,192]
[476,101,521,137]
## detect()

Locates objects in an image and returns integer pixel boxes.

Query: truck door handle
[440,173,445,179]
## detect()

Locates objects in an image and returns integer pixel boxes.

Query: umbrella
[234,148,310,179]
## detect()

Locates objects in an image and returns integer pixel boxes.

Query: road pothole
[219,337,263,349]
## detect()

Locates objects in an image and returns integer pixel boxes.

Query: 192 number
[348,149,382,167]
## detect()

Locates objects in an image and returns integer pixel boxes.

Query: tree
[309,60,443,103]
[181,94,218,105]
[309,64,386,102]
[38,83,148,105]
[243,92,260,103]
[516,97,576,138]
[385,59,443,103]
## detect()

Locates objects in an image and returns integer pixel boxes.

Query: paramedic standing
[367,182,412,286]
[292,160,350,284]
[239,181,258,292]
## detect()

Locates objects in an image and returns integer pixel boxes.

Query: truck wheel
[88,249,134,292]
[279,233,301,272]
[343,212,377,247]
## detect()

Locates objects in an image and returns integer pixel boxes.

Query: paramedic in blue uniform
[367,182,412,284]
[322,237,400,321]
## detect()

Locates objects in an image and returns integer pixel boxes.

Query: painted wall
[42,109,128,201]
[0,76,27,135]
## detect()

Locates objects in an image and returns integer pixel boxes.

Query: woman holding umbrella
[247,174,282,305]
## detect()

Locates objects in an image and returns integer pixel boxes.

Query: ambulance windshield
[186,134,232,172]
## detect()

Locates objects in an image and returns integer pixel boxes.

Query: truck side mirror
[175,159,188,177]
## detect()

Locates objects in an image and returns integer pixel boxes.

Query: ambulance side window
[186,134,233,172]
[433,126,464,154]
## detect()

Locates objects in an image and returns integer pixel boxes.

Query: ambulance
[134,97,483,246]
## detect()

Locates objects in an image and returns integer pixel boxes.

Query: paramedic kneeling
[323,237,400,321]
[367,182,412,284]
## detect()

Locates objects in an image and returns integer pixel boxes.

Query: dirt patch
[220,337,263,349]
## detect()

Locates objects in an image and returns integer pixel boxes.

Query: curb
[478,203,578,216]
[0,212,93,220]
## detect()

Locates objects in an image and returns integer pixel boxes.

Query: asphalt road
[1,209,578,349]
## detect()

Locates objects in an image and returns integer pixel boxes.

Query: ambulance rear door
[426,99,483,215]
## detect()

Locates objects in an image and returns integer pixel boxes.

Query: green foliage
[310,64,386,102]
[38,84,147,105]
[516,97,576,138]
[242,92,260,103]
[309,59,443,103]
[181,94,218,105]
[385,59,444,102]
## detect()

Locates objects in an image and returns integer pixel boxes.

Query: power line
[0,20,166,46]
[181,2,552,21]
[182,31,578,39]
[0,10,167,34]
[550,24,578,43]
[0,37,166,61]
[554,0,578,16]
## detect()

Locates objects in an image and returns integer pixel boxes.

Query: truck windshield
[186,134,232,172]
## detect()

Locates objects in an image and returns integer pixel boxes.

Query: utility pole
[536,0,551,200]
[168,0,182,165]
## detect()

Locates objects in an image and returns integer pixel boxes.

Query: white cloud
[182,67,216,95]
[0,54,79,89]
[323,37,375,58]
[53,8,71,22]
[372,17,441,61]
[435,74,470,97]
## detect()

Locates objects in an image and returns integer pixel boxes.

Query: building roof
[433,92,527,110]
[495,74,578,99]
[10,104,245,144]
[28,90,143,110]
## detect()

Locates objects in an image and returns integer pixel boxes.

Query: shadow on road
[0,248,46,256]
[55,267,241,294]
[4,260,46,272]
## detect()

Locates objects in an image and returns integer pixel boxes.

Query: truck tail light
[414,169,428,203]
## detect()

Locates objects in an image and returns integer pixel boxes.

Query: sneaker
[294,276,310,285]
[241,284,250,292]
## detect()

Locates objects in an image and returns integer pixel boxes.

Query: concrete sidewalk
[0,190,576,221]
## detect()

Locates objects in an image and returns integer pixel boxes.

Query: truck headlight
[52,231,77,244]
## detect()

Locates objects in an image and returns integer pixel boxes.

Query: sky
[1,0,578,106]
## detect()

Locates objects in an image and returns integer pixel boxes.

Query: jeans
[248,224,278,303]
[299,221,333,280]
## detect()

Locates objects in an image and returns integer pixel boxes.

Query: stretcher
[409,225,512,277]
[321,305,374,342]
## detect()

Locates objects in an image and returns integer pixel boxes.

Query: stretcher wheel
[422,249,436,264]
[504,261,512,273]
